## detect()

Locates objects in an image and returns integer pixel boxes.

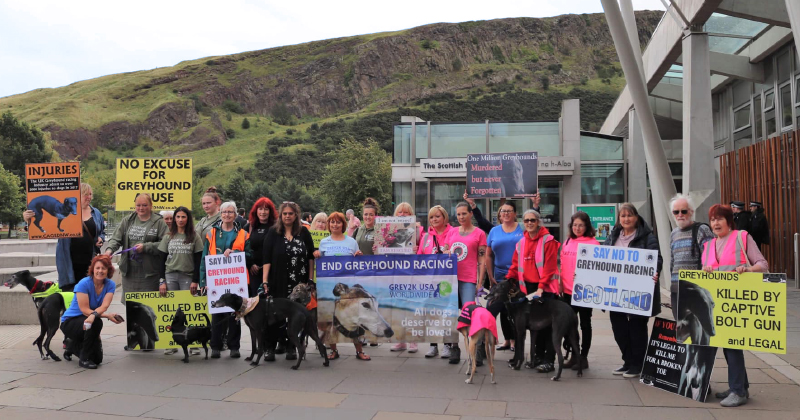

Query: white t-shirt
[318,236,359,256]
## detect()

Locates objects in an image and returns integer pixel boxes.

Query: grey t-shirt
[158,233,204,274]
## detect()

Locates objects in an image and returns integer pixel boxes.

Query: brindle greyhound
[318,283,395,345]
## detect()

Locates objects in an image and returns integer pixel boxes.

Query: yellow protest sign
[309,229,329,248]
[124,290,209,350]
[116,158,193,211]
[677,270,786,354]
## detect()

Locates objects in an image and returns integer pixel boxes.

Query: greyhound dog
[28,195,78,233]
[457,301,497,384]
[168,308,211,363]
[4,270,71,361]
[486,281,582,381]
[676,280,716,345]
[125,301,159,350]
[288,282,317,347]
[678,344,716,401]
[318,283,395,344]
[212,293,329,370]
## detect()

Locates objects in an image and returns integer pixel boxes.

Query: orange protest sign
[25,162,83,240]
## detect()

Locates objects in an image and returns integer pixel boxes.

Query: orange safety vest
[206,227,250,283]
[701,230,748,272]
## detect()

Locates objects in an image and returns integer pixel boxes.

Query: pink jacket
[417,225,455,255]
[559,236,600,295]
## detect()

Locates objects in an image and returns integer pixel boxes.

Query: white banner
[571,244,658,316]
[205,252,249,314]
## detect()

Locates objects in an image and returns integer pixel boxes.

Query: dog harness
[29,281,74,310]
[701,230,748,271]
[515,233,557,293]
[234,297,260,321]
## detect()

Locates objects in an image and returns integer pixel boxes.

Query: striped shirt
[669,224,715,293]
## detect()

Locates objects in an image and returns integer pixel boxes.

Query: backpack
[690,222,711,269]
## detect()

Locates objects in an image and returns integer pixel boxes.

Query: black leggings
[210,313,241,351]
[60,315,103,364]
[561,294,593,357]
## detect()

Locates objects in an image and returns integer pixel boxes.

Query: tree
[319,138,391,215]
[271,103,295,126]
[241,118,250,129]
[0,163,25,237]
[268,176,320,214]
[0,112,53,180]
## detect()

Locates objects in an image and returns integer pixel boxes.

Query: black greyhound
[28,195,78,233]
[212,293,328,370]
[676,280,716,345]
[125,301,159,350]
[486,280,582,381]
[4,270,69,361]
[169,308,211,363]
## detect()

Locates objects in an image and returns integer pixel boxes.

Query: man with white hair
[668,194,715,318]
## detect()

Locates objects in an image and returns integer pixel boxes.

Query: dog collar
[333,315,365,339]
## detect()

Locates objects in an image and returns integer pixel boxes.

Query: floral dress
[283,236,309,295]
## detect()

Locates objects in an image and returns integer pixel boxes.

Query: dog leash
[114,247,144,263]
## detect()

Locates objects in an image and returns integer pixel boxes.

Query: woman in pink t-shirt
[559,211,599,371]
[444,202,488,364]
[418,205,455,359]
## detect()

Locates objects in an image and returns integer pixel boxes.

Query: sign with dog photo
[25,162,82,240]
[677,270,787,354]
[205,252,249,314]
[115,158,193,211]
[316,254,458,344]
[375,216,416,254]
[641,317,717,402]
[124,290,209,350]
[466,152,538,198]
[571,244,659,316]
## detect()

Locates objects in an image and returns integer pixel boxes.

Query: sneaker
[612,364,630,375]
[449,346,461,364]
[440,345,451,359]
[164,348,178,355]
[622,366,642,378]
[230,349,240,359]
[264,349,275,362]
[536,362,555,373]
[425,345,439,358]
[715,389,749,399]
[79,359,98,369]
[190,348,201,355]
[720,392,748,407]
[390,343,407,352]
[286,347,298,361]
[211,349,221,359]
[275,342,286,355]
[408,343,418,353]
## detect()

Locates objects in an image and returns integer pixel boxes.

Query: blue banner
[316,254,459,344]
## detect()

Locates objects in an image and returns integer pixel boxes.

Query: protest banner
[124,290,209,350]
[677,270,787,353]
[309,229,329,248]
[115,158,193,211]
[574,204,617,243]
[205,252,249,315]
[316,254,458,344]
[375,216,416,254]
[640,317,717,402]
[25,162,82,240]
[466,152,538,198]
[571,244,659,316]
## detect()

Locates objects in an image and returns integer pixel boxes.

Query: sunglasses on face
[523,218,538,223]
[672,209,689,215]
[499,210,514,214]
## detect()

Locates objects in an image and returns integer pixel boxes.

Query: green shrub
[271,103,295,125]
[540,43,554,54]
[541,76,550,90]
[195,167,212,178]
[491,46,505,63]
[452,58,463,72]
[222,99,244,114]
[242,118,250,129]
[226,128,235,138]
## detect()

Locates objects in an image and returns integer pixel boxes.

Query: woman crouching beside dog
[505,209,561,373]
[603,203,662,379]
[559,211,599,370]
[197,201,251,359]
[314,211,370,360]
[60,255,123,369]
[261,201,315,362]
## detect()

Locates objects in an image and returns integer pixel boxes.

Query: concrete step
[0,239,57,254]
[0,270,58,325]
[0,266,58,284]
[0,253,56,269]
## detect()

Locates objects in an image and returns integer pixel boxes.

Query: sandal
[328,350,340,360]
[496,343,511,351]
[356,351,371,361]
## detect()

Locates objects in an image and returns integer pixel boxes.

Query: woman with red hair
[59,255,123,369]
[702,204,768,407]
[244,197,278,297]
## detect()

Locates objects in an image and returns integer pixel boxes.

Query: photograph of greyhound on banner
[124,290,210,353]
[315,254,459,344]
[676,270,787,354]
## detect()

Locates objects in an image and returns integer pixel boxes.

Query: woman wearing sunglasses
[505,209,560,372]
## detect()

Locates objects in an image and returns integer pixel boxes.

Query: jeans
[724,348,750,396]
[210,313,241,351]
[166,272,193,291]
[609,311,649,368]
[458,281,477,308]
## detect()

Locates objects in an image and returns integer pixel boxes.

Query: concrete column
[628,109,652,225]
[682,30,719,223]
[620,0,646,81]
[786,0,800,61]
[561,99,582,242]
[601,0,676,285]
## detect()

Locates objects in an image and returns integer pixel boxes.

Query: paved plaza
[0,287,799,420]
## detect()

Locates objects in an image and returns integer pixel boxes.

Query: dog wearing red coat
[457,301,497,384]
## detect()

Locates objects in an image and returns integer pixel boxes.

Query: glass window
[734,127,752,150]
[733,105,751,130]
[765,109,776,135]
[431,181,466,227]
[415,124,428,160]
[581,163,624,204]
[732,82,751,108]
[430,123,485,158]
[754,96,763,140]
[780,84,793,128]
[778,51,792,83]
[758,59,774,92]
[393,124,412,164]
[765,90,775,110]
[392,182,411,212]
[796,105,800,128]
[489,122,560,156]
[580,134,623,160]
[414,181,428,229]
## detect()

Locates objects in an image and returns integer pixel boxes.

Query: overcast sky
[0,0,665,99]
